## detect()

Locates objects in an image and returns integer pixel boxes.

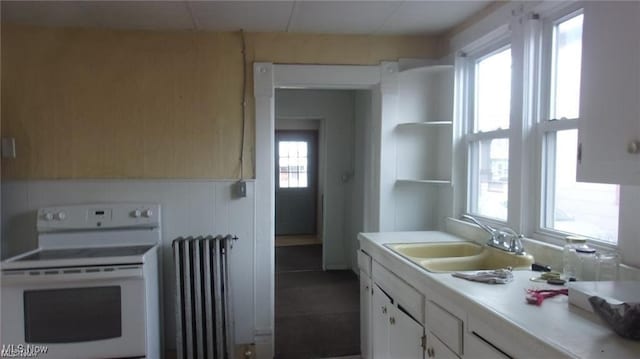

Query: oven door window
[24,286,122,343]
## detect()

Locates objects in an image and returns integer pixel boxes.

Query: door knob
[627,140,640,154]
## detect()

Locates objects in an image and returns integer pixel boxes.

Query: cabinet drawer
[426,300,462,355]
[428,331,460,359]
[464,332,510,359]
[358,250,372,276]
[372,261,424,323]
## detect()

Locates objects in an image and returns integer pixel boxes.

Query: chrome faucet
[461,215,526,255]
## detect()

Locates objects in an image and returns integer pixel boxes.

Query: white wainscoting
[1,179,256,349]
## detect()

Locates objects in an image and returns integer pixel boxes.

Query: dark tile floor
[275,245,360,359]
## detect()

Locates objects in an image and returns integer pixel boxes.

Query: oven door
[1,266,147,359]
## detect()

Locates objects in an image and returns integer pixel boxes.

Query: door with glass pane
[275,130,318,235]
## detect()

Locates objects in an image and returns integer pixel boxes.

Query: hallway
[275,244,360,359]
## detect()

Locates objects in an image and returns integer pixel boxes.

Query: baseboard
[235,344,257,359]
[324,264,350,270]
[253,332,273,359]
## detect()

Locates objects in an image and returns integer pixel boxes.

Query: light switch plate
[233,180,247,198]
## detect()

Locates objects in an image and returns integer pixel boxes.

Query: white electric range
[1,203,162,359]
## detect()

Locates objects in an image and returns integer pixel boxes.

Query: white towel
[451,268,514,284]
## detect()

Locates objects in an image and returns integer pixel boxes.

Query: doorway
[273,89,366,359]
[275,130,319,238]
[253,63,384,358]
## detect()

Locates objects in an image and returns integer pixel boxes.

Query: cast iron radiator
[173,235,236,359]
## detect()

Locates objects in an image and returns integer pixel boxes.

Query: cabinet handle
[381,306,387,314]
[389,317,395,325]
[628,140,640,154]
[427,347,434,357]
[577,142,582,163]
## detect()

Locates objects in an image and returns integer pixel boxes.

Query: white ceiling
[1,1,491,35]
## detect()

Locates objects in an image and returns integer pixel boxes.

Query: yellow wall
[1,24,437,179]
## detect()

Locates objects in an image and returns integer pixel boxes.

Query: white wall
[1,180,256,349]
[351,90,372,270]
[275,89,362,270]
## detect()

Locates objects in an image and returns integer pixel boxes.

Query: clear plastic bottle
[563,236,595,280]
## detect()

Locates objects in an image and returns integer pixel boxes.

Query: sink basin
[387,241,534,273]
[420,246,535,272]
[387,242,483,259]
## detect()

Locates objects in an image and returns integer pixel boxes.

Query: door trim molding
[253,63,383,358]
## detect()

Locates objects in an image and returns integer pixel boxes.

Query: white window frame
[456,1,620,250]
[460,28,513,228]
[531,4,618,249]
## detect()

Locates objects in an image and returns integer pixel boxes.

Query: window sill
[531,229,618,253]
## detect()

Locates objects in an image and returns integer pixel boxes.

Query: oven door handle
[1,266,144,285]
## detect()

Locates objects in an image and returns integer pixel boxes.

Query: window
[459,4,621,247]
[467,46,512,221]
[539,10,620,243]
[278,141,308,188]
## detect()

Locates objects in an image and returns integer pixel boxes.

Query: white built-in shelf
[396,179,452,185]
[400,64,454,75]
[397,121,452,128]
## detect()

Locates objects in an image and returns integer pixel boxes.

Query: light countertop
[359,231,640,359]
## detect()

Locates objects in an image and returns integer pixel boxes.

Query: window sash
[467,135,510,222]
[536,9,619,245]
[465,43,512,223]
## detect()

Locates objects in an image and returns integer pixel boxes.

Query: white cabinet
[389,303,426,359]
[464,332,510,359]
[372,284,425,359]
[426,332,459,359]
[372,285,393,358]
[359,250,373,358]
[425,301,462,357]
[577,1,640,185]
[360,271,372,359]
[369,260,425,359]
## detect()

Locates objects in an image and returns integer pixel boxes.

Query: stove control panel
[37,203,160,231]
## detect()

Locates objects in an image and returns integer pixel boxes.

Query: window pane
[475,48,511,132]
[551,14,583,120]
[471,138,509,220]
[545,129,619,242]
[278,140,308,189]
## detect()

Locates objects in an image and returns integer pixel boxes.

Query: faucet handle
[509,234,526,255]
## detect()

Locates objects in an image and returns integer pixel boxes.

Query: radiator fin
[173,235,235,359]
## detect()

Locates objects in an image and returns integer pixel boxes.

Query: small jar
[575,246,597,281]
[563,236,596,280]
[596,251,620,281]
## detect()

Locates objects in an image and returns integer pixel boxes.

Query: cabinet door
[578,1,640,185]
[360,271,372,359]
[426,332,458,359]
[389,307,425,359]
[372,284,392,358]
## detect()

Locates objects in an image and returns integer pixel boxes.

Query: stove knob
[55,211,67,221]
[43,212,54,221]
[142,209,153,218]
[131,210,142,218]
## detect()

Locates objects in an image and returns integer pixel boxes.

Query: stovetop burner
[16,245,155,262]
